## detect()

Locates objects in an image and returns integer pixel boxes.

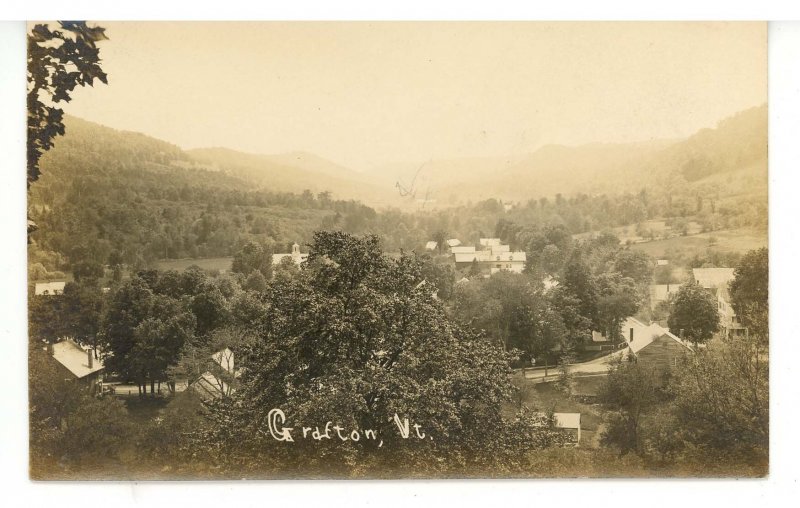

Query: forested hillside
[28,107,768,280]
[27,117,382,276]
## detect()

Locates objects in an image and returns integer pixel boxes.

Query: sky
[58,21,767,172]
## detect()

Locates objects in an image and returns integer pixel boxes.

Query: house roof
[51,340,104,378]
[656,259,669,266]
[450,246,476,254]
[553,412,581,430]
[479,238,502,246]
[446,238,462,247]
[425,241,438,250]
[35,281,66,296]
[211,348,235,374]
[624,317,693,354]
[692,268,735,289]
[190,371,230,400]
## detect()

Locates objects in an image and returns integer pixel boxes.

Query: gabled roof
[211,347,235,374]
[191,371,231,400]
[450,246,476,254]
[425,241,438,250]
[446,238,462,247]
[51,340,104,378]
[624,317,693,354]
[553,412,581,430]
[692,268,735,289]
[35,281,66,296]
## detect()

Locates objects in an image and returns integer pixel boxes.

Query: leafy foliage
[27,21,108,186]
[729,247,768,340]
[667,281,720,343]
[192,233,567,477]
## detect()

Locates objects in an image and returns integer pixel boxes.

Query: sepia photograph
[23,20,769,480]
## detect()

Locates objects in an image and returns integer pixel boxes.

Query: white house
[272,242,309,266]
[691,268,745,338]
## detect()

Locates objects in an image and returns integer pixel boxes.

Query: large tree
[595,273,640,343]
[194,232,566,477]
[27,21,108,187]
[729,248,768,341]
[670,333,768,460]
[668,281,719,343]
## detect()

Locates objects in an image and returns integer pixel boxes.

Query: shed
[553,412,582,446]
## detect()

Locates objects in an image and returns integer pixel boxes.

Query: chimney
[629,328,634,342]
[46,342,54,356]
[87,349,93,369]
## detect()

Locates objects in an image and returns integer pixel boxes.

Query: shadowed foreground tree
[192,232,566,477]
[670,333,768,463]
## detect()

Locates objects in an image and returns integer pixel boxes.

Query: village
[31,232,756,450]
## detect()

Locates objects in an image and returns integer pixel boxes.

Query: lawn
[629,228,766,258]
[508,375,608,448]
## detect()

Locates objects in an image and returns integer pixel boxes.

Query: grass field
[154,256,233,272]
[629,228,767,258]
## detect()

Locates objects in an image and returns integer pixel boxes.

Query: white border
[2,10,799,508]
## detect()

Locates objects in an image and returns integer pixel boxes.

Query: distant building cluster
[427,237,527,276]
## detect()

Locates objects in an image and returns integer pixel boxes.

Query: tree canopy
[28,21,108,187]
[193,232,566,477]
[667,281,720,343]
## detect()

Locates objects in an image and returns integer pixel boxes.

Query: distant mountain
[45,104,767,211]
[370,104,767,205]
[186,147,397,207]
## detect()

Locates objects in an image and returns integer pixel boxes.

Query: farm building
[624,317,693,375]
[48,339,104,394]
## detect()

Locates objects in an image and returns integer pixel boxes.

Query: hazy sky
[59,21,767,172]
